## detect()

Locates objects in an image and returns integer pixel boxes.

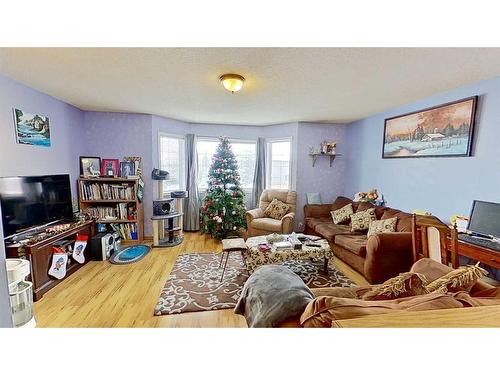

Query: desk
[455,238,500,269]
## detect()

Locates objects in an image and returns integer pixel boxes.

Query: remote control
[306,243,321,247]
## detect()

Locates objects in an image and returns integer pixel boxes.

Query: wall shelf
[309,153,341,167]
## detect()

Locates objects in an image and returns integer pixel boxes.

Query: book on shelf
[83,203,136,221]
[109,223,138,241]
[80,181,136,201]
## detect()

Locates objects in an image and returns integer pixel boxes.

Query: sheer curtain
[184,134,200,231]
[252,137,266,208]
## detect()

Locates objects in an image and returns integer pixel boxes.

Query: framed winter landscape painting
[382,96,477,158]
[13,108,51,147]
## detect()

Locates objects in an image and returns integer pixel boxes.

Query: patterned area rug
[154,252,355,316]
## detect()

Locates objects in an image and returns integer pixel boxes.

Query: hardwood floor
[33,232,367,328]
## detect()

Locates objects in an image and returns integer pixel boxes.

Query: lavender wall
[0,74,85,201]
[151,115,192,200]
[82,112,154,235]
[295,122,348,227]
[0,69,347,238]
[344,76,500,222]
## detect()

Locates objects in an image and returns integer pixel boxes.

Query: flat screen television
[0,174,73,239]
[467,200,500,239]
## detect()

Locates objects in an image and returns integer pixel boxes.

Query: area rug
[109,245,150,264]
[154,252,355,315]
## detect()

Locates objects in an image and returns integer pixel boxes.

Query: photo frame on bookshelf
[101,159,119,177]
[123,156,142,178]
[79,156,101,177]
[120,161,135,178]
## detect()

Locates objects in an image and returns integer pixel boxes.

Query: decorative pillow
[426,262,488,293]
[263,198,290,220]
[362,272,429,301]
[350,208,376,232]
[306,192,322,204]
[367,217,398,237]
[331,203,354,224]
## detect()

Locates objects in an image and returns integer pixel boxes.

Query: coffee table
[245,234,332,274]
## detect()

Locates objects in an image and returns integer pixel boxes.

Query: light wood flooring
[33,232,368,328]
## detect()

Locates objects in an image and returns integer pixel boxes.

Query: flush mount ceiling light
[219,73,245,93]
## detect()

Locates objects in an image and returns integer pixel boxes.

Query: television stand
[5,220,94,301]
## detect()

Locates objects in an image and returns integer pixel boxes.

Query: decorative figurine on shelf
[320,142,327,154]
[320,141,337,155]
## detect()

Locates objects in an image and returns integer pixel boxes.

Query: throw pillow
[426,262,488,293]
[331,203,354,224]
[306,192,322,204]
[362,272,429,301]
[367,217,398,237]
[350,208,376,232]
[263,198,290,220]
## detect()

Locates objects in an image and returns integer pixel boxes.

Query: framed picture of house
[13,108,51,147]
[382,96,478,158]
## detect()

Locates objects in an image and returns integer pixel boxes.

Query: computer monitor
[467,200,500,238]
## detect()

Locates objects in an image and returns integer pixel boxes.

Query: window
[159,133,185,194]
[196,138,219,189]
[267,139,292,189]
[232,141,257,190]
[196,137,256,191]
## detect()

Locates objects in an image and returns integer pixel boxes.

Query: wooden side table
[219,238,247,282]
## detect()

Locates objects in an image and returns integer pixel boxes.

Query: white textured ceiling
[1,48,500,125]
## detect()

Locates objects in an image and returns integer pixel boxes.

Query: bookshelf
[77,177,144,244]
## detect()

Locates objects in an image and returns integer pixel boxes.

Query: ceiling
[1,48,500,125]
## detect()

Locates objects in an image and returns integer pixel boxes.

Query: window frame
[158,132,186,195]
[266,137,293,190]
[196,136,257,193]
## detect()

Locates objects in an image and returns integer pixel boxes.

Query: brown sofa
[304,196,414,284]
[278,258,500,328]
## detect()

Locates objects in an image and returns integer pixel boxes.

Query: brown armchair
[246,189,297,237]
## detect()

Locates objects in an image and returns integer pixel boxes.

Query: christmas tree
[200,137,247,239]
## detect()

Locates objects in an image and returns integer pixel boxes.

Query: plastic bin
[9,281,34,327]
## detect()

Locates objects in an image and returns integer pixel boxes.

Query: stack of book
[84,203,131,221]
[80,182,135,201]
[110,223,138,240]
